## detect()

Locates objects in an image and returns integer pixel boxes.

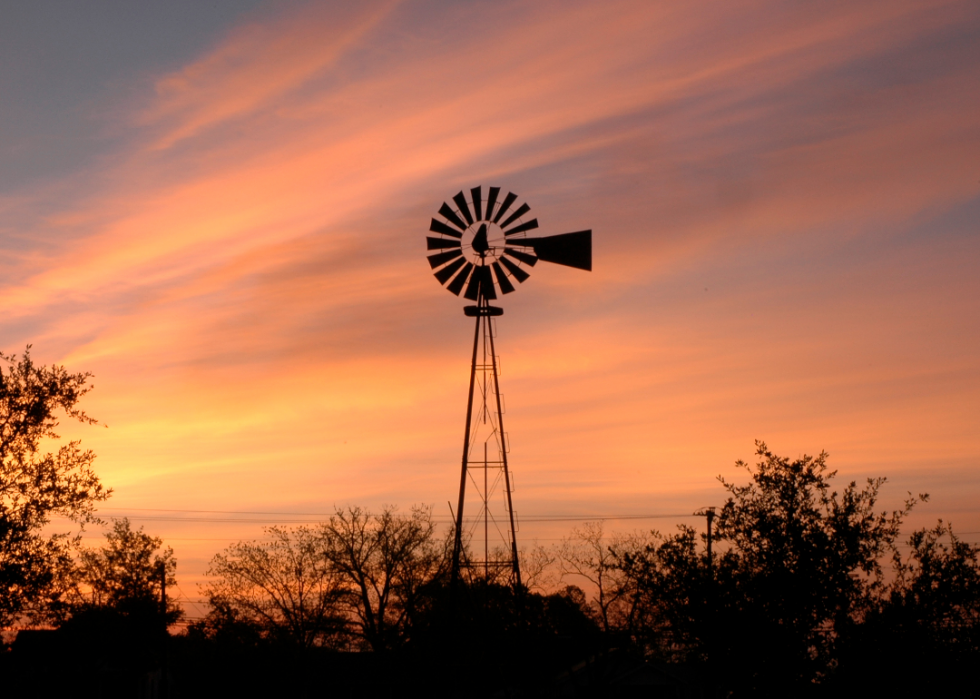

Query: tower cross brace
[450,290,521,587]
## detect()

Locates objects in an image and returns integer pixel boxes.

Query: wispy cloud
[141,0,402,150]
[4,0,980,586]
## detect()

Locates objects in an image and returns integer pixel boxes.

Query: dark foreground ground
[3,629,716,699]
[6,620,977,699]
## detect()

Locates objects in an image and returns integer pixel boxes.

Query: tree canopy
[708,442,920,690]
[0,347,110,629]
[200,524,345,649]
[196,505,444,651]
[3,359,976,699]
[614,441,979,696]
[69,517,180,623]
[321,505,443,651]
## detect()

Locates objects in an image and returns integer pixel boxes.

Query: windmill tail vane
[424,185,592,588]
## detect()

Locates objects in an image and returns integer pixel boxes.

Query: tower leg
[451,306,482,586]
[487,314,522,588]
[451,291,522,589]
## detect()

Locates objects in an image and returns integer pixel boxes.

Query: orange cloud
[7,0,980,593]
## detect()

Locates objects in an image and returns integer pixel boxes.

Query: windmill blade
[427,236,462,250]
[463,271,479,300]
[470,186,482,221]
[503,248,538,266]
[492,261,516,294]
[430,219,463,238]
[485,187,500,221]
[480,265,497,299]
[499,203,530,230]
[499,255,531,283]
[439,203,468,232]
[493,192,518,224]
[434,256,467,283]
[502,218,538,236]
[453,192,474,226]
[506,230,591,271]
[464,265,496,301]
[446,261,474,295]
[428,249,462,269]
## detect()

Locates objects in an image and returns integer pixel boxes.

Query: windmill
[426,185,592,586]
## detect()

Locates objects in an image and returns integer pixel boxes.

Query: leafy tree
[711,442,920,691]
[0,347,110,629]
[621,441,923,696]
[54,516,181,679]
[887,520,980,647]
[69,517,180,623]
[833,520,980,694]
[198,525,346,649]
[619,523,707,660]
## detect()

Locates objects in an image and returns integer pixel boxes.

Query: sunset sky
[3,0,979,602]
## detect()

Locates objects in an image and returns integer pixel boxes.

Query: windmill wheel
[425,186,539,301]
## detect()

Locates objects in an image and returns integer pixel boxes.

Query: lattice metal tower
[424,186,592,586]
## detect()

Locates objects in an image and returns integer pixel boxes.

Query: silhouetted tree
[621,441,923,696]
[887,520,980,648]
[619,523,706,659]
[67,517,180,623]
[51,516,181,685]
[832,520,980,695]
[195,506,444,652]
[406,577,602,695]
[0,347,110,630]
[197,525,346,649]
[558,522,648,635]
[321,505,443,651]
[520,543,559,592]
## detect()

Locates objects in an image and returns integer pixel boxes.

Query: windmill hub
[463,222,501,261]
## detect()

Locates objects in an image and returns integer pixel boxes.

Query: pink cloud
[6,0,980,593]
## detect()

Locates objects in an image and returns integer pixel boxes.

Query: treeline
[178,444,980,697]
[3,348,980,697]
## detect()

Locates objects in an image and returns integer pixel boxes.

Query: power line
[101,507,375,517]
[74,515,698,525]
[174,583,208,620]
[87,508,701,524]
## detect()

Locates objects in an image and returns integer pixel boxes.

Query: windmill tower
[425,186,592,586]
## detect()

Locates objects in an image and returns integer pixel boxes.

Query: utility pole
[160,560,167,615]
[705,507,716,578]
[699,506,718,697]
[160,561,169,698]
